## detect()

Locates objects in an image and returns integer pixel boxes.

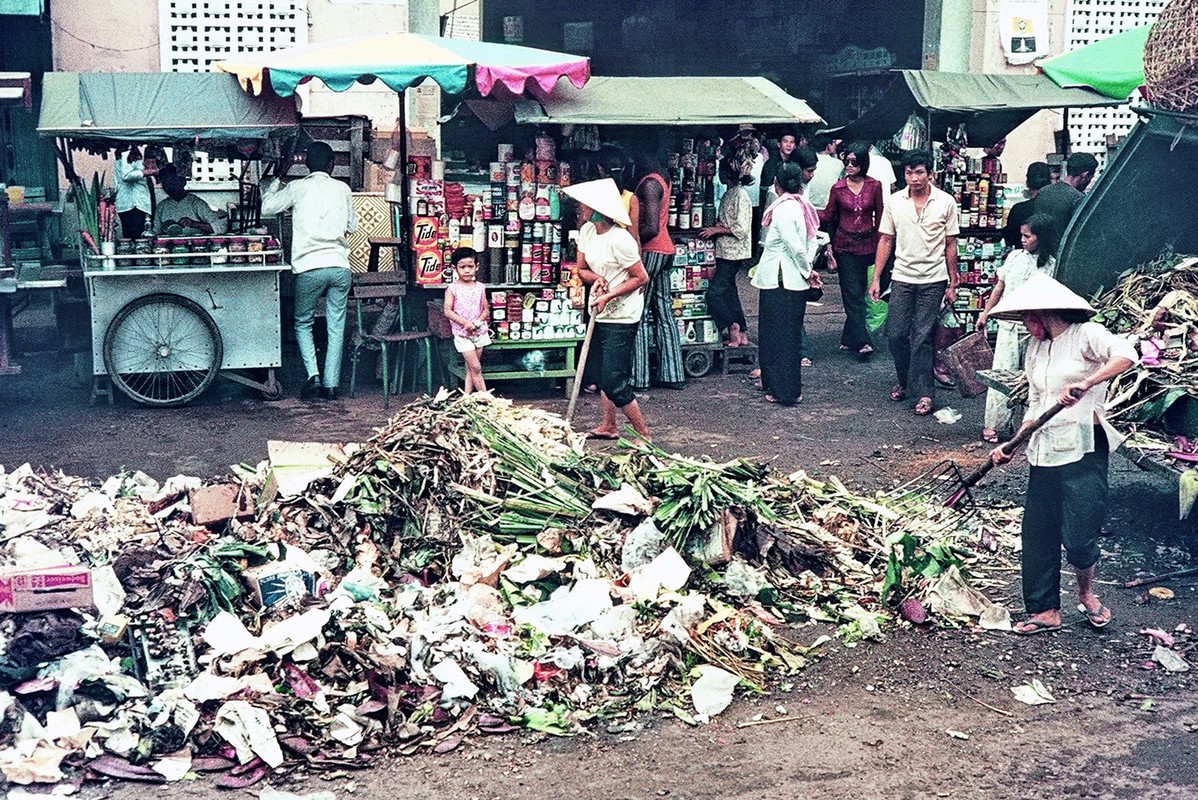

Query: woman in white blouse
[988,274,1136,635]
[751,150,820,405]
[976,213,1059,443]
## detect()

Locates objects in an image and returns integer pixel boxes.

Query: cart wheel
[684,348,713,378]
[260,377,285,401]
[103,293,223,407]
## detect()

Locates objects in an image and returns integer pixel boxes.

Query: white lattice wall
[158,0,309,182]
[1065,0,1165,163]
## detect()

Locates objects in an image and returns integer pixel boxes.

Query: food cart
[37,71,300,406]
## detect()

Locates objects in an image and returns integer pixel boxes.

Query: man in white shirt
[152,166,225,235]
[804,134,842,210]
[869,150,960,415]
[260,142,357,401]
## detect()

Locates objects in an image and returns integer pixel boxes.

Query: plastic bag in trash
[518,350,548,373]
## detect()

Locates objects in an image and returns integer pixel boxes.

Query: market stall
[440,75,823,382]
[822,70,1124,334]
[37,71,300,406]
[214,32,591,394]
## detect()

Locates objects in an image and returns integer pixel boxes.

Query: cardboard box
[0,564,94,612]
[260,440,350,506]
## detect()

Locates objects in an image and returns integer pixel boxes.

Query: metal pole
[398,90,409,274]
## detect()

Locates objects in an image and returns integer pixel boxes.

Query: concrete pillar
[922,0,943,70]
[409,0,439,35]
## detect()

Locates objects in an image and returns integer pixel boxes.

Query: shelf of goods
[411,139,583,393]
[953,233,1010,334]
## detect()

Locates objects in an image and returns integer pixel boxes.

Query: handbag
[800,285,824,302]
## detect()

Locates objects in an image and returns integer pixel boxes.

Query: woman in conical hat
[562,179,652,442]
[988,273,1136,635]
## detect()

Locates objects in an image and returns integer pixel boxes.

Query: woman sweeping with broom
[565,178,652,443]
[987,273,1136,635]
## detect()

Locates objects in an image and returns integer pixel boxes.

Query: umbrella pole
[398,90,409,274]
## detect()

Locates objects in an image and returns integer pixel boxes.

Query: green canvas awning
[37,71,299,143]
[0,0,43,15]
[827,70,1122,146]
[1040,24,1150,99]
[509,76,823,127]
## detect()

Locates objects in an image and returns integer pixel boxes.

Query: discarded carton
[242,544,329,609]
[0,565,94,612]
[189,484,255,528]
[259,441,351,506]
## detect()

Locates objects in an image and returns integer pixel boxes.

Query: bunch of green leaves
[179,539,273,620]
[74,172,105,247]
[458,404,611,538]
[880,531,964,603]
[635,445,775,550]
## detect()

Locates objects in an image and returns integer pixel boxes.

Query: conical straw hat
[560,178,632,228]
[989,272,1096,321]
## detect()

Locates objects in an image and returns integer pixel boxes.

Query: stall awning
[216,32,589,99]
[37,72,299,143]
[509,76,823,127]
[1039,24,1150,100]
[827,70,1122,146]
[0,0,42,15]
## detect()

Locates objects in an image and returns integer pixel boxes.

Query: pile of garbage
[1093,252,1198,432]
[0,393,1009,790]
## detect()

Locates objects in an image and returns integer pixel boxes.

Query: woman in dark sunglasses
[819,141,886,359]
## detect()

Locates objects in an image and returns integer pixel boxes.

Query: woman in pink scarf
[751,149,821,405]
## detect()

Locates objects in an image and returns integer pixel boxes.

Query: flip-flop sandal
[1013,618,1062,636]
[586,430,619,440]
[982,429,1000,444]
[914,398,934,415]
[889,385,907,402]
[1077,603,1112,629]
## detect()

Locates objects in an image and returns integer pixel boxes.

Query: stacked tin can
[482,139,569,286]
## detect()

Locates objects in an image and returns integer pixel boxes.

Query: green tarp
[37,72,299,143]
[828,70,1121,146]
[1040,24,1150,100]
[510,76,823,127]
[0,0,43,15]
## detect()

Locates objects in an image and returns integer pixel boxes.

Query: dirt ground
[1,276,1196,799]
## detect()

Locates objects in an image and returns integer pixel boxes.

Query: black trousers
[1021,428,1109,615]
[757,287,807,406]
[836,252,872,350]
[706,258,748,335]
[119,209,147,240]
[593,322,638,408]
[885,279,945,400]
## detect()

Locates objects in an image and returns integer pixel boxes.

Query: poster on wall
[998,0,1050,65]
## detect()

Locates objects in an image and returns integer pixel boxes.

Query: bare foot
[748,368,761,380]
[1013,610,1062,635]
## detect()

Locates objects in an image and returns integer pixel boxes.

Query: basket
[1144,0,1198,113]
[940,331,994,398]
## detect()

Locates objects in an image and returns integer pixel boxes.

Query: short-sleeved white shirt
[879,186,960,284]
[577,222,644,324]
[1023,321,1138,467]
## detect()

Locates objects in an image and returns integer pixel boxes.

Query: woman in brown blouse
[819,141,886,359]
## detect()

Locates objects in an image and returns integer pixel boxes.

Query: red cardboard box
[0,565,94,612]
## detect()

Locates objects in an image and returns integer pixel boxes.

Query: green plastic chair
[347,273,432,407]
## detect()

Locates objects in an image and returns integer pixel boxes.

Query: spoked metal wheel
[103,293,223,406]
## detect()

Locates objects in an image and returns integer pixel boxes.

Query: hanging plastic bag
[865,263,888,334]
[894,112,928,151]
